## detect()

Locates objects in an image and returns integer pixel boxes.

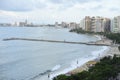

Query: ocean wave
[51,65,61,72]
[29,70,51,80]
[50,46,109,79]
[92,46,109,57]
[49,57,95,79]
[29,65,61,80]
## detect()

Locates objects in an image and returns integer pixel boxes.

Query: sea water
[0,27,107,80]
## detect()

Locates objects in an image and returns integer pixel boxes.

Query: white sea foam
[49,57,95,80]
[50,46,109,80]
[92,46,109,57]
[51,65,61,72]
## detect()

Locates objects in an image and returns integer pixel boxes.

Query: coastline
[50,46,110,80]
[67,41,120,75]
[66,46,109,75]
[50,35,114,79]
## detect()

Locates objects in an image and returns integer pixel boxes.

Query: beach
[68,37,120,75]
[49,36,115,80]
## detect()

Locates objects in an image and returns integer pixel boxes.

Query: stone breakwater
[3,37,112,46]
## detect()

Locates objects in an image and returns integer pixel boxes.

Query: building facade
[80,16,110,32]
[69,22,80,29]
[111,16,120,33]
[85,16,91,31]
[61,22,68,28]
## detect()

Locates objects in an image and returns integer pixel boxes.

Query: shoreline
[50,46,109,79]
[66,46,109,75]
[50,35,113,79]
[67,45,120,75]
[51,34,120,79]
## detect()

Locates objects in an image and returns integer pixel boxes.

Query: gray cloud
[48,0,64,4]
[110,8,120,12]
[0,0,101,12]
[49,0,100,4]
[90,5,103,11]
[0,0,46,11]
[48,0,101,10]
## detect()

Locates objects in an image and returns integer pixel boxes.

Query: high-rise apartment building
[111,16,120,33]
[80,16,110,32]
[85,16,91,31]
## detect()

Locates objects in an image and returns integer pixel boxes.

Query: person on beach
[48,74,50,78]
[99,53,100,58]
[77,60,79,68]
[77,60,78,65]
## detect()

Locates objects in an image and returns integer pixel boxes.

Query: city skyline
[0,0,120,24]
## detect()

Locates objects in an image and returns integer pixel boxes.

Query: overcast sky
[0,0,120,23]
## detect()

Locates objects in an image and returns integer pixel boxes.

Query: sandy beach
[68,37,120,75]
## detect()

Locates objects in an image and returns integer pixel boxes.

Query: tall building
[80,16,110,32]
[85,16,91,31]
[69,22,78,29]
[93,16,104,32]
[14,22,19,26]
[61,22,69,28]
[19,20,28,27]
[103,18,111,32]
[91,17,96,32]
[111,16,120,33]
[55,22,59,27]
[80,19,85,30]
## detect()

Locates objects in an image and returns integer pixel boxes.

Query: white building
[61,22,68,28]
[69,22,79,29]
[111,16,120,33]
[55,22,59,27]
[80,19,85,30]
[94,17,104,32]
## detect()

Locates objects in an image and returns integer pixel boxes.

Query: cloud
[0,0,120,23]
[0,0,47,11]
[109,8,119,12]
[0,0,119,12]
[48,0,101,10]
[0,0,32,11]
[49,0,99,4]
[48,0,64,4]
